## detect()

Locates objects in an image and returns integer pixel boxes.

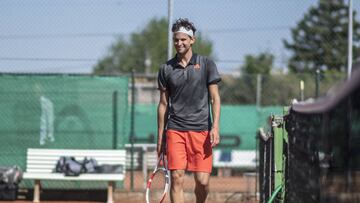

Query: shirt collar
[175,53,198,66]
[188,53,198,65]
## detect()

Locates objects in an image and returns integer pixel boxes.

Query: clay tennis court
[122,171,258,203]
[12,172,258,203]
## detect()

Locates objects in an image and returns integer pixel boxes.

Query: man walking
[157,18,221,203]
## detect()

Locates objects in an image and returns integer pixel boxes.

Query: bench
[22,148,126,203]
[213,150,257,176]
[125,143,157,170]
[125,144,157,188]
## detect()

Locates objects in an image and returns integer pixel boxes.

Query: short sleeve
[206,58,221,85]
[157,64,167,90]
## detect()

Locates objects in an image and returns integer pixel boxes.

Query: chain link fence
[1,1,359,74]
[128,72,346,193]
[0,72,344,192]
[0,74,129,191]
[0,0,359,202]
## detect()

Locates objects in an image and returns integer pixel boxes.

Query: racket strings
[146,153,170,203]
[147,169,168,202]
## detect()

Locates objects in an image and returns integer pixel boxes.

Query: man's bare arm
[209,84,221,147]
[157,89,169,155]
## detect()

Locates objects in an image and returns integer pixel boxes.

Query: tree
[219,52,274,104]
[284,0,360,73]
[93,17,213,74]
[241,52,274,75]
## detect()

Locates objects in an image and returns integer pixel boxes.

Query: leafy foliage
[93,17,213,74]
[284,0,360,73]
[241,52,274,75]
[220,72,346,105]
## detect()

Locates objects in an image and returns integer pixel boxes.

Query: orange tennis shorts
[166,129,212,173]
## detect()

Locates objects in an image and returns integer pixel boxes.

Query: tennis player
[157,18,221,203]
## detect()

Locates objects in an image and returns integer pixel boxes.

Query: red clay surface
[11,172,259,203]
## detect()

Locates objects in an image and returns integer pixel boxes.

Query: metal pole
[347,0,353,79]
[272,116,285,203]
[300,80,304,101]
[167,0,173,60]
[346,0,353,188]
[112,91,118,149]
[256,74,262,110]
[315,69,320,98]
[130,70,135,191]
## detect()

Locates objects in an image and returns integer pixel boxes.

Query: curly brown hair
[171,18,196,37]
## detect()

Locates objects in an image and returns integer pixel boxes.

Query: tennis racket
[145,152,170,203]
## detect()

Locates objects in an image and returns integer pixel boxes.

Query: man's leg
[170,169,185,203]
[194,172,210,203]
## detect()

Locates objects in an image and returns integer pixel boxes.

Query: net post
[130,70,136,191]
[112,91,118,149]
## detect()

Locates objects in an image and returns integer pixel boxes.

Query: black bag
[0,184,17,200]
[54,156,83,176]
[0,166,22,200]
[82,157,98,173]
[64,157,83,176]
[54,156,67,173]
[96,164,123,174]
[0,166,22,185]
[54,156,99,176]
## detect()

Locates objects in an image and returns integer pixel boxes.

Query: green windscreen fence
[0,74,128,189]
[0,73,281,189]
[131,104,282,150]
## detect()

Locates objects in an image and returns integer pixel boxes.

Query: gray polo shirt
[158,54,221,131]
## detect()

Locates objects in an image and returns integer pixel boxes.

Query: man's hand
[157,141,166,156]
[210,127,220,147]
